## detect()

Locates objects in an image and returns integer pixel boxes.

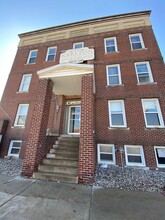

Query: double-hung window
[97,144,116,164]
[104,37,118,53]
[27,50,38,64]
[142,99,164,128]
[106,64,121,85]
[14,104,29,126]
[46,47,57,61]
[124,145,145,166]
[108,100,127,127]
[19,74,32,92]
[8,140,22,157]
[129,33,145,50]
[135,62,153,83]
[73,42,84,49]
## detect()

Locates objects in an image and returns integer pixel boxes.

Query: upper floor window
[14,104,29,126]
[46,47,57,61]
[129,33,145,50]
[8,140,22,157]
[27,50,38,64]
[106,64,122,86]
[19,74,32,92]
[104,37,118,53]
[108,100,127,127]
[73,42,84,49]
[142,99,164,128]
[135,62,153,83]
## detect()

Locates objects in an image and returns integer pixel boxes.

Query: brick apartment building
[0,10,165,184]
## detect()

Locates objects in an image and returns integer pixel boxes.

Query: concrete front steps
[33,135,79,184]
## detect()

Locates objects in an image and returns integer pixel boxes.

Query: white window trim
[104,37,118,53]
[106,64,122,86]
[14,104,29,127]
[129,33,145,50]
[108,100,127,128]
[142,99,164,128]
[27,49,38,64]
[124,145,146,167]
[8,140,22,157]
[97,144,116,164]
[45,46,57,61]
[135,61,153,84]
[19,74,32,92]
[73,42,84,49]
[154,146,165,168]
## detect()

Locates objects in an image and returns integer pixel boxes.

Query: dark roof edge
[18,10,151,38]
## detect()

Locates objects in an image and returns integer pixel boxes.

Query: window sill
[25,63,36,65]
[145,127,165,130]
[106,84,124,88]
[11,126,25,128]
[131,48,148,51]
[137,82,157,85]
[16,91,29,94]
[104,51,119,55]
[108,127,130,130]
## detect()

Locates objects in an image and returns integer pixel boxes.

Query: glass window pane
[138,75,150,83]
[24,76,31,83]
[143,101,157,112]
[47,54,55,61]
[109,76,119,85]
[110,102,122,112]
[128,155,142,163]
[146,113,160,125]
[127,147,140,154]
[111,114,124,125]
[131,36,140,42]
[22,84,29,92]
[108,67,118,75]
[132,43,142,50]
[106,39,114,46]
[107,46,115,53]
[17,115,26,125]
[100,145,112,153]
[100,154,113,161]
[12,142,21,148]
[49,48,55,54]
[156,148,165,165]
[29,57,36,63]
[137,64,148,73]
[11,148,20,154]
[30,51,37,57]
[19,106,28,114]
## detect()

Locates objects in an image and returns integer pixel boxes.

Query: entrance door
[68,106,81,134]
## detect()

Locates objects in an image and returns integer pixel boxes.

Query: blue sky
[0,0,165,100]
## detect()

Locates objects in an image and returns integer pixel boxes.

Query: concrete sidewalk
[0,175,165,220]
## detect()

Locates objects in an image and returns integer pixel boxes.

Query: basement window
[8,140,22,157]
[124,145,146,166]
[97,144,116,164]
[154,146,165,168]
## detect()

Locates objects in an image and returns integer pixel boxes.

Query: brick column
[78,74,96,184]
[22,79,53,177]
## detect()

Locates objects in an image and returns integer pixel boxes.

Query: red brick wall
[79,74,96,184]
[22,79,53,177]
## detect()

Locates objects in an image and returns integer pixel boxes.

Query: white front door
[68,106,81,134]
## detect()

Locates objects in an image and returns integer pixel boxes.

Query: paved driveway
[0,175,165,220]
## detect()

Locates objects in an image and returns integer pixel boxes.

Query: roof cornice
[18,10,151,38]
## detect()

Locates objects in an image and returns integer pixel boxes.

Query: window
[8,140,22,157]
[129,33,145,50]
[142,99,164,128]
[97,144,116,164]
[27,50,38,64]
[46,47,57,61]
[106,64,122,85]
[108,100,127,127]
[73,42,84,49]
[19,74,32,92]
[14,104,29,126]
[104,37,118,53]
[154,146,165,168]
[124,145,145,166]
[135,62,153,83]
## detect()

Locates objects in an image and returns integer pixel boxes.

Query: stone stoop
[33,135,79,184]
